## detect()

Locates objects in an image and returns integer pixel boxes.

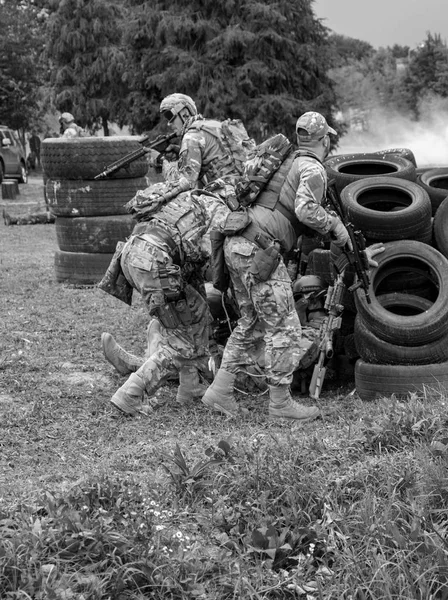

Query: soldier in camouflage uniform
[104,93,254,385]
[104,181,231,416]
[202,112,350,421]
[158,93,254,199]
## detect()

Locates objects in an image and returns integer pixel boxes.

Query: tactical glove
[329,216,350,248]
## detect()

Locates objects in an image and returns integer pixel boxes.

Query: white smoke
[334,95,448,167]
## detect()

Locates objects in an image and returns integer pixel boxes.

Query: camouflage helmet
[160,93,197,120]
[293,275,325,299]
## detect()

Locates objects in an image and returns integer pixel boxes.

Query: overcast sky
[313,0,448,49]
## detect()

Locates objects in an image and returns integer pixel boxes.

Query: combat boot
[201,369,238,417]
[269,385,320,421]
[176,365,207,405]
[110,373,151,416]
[102,332,143,375]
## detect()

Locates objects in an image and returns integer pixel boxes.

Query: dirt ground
[1,187,341,508]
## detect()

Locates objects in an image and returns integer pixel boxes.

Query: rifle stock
[94,132,178,180]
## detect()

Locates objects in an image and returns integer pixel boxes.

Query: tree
[122,0,338,141]
[328,33,374,67]
[400,33,448,116]
[45,0,130,135]
[0,0,49,137]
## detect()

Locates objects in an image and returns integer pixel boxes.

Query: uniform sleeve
[294,162,333,235]
[176,130,205,189]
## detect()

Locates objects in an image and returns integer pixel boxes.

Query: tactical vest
[254,151,317,239]
[151,194,206,263]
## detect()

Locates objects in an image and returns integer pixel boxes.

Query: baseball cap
[295,111,337,140]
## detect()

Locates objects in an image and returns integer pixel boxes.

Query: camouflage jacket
[133,189,229,265]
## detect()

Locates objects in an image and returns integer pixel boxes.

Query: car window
[9,131,20,146]
[2,130,13,143]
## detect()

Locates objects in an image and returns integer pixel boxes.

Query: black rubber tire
[341,176,432,244]
[355,359,448,401]
[46,177,147,217]
[354,240,448,346]
[371,147,417,167]
[18,162,28,184]
[55,215,135,253]
[354,307,448,366]
[418,168,448,215]
[0,161,3,184]
[41,136,148,180]
[54,250,113,285]
[325,153,416,193]
[434,197,448,259]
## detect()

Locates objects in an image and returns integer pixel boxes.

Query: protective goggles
[162,109,177,123]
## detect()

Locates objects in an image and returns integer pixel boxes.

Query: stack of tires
[320,149,448,400]
[41,136,149,285]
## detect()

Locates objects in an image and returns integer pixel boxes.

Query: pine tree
[122,0,337,140]
[46,0,129,135]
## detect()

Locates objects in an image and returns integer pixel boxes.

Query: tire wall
[42,136,148,285]
[353,239,448,401]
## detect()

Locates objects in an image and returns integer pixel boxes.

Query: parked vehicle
[0,126,28,184]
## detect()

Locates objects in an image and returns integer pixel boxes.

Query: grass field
[1,177,448,599]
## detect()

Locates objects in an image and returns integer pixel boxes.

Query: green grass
[1,196,448,599]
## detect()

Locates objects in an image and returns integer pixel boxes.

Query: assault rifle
[326,181,371,304]
[94,132,178,180]
[309,270,345,400]
[308,182,372,399]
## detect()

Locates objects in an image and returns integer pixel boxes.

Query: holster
[97,241,133,306]
[209,229,230,293]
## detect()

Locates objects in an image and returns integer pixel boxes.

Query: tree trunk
[102,116,109,137]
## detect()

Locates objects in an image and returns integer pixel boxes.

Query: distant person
[59,113,85,138]
[28,131,41,168]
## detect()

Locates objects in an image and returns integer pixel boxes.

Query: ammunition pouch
[249,244,281,282]
[210,229,230,293]
[97,241,133,306]
[222,210,251,236]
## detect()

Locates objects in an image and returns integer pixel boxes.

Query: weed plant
[2,208,448,598]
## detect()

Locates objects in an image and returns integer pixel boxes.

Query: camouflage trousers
[219,236,308,387]
[120,234,211,390]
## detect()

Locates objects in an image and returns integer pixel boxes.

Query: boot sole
[269,411,320,422]
[110,397,152,416]
[201,396,238,417]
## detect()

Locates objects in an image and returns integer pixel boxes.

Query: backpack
[235,133,293,207]
[190,118,255,176]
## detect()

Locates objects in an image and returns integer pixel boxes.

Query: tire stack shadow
[41,136,150,286]
[302,148,448,400]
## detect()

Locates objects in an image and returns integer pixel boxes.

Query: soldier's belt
[239,222,281,252]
